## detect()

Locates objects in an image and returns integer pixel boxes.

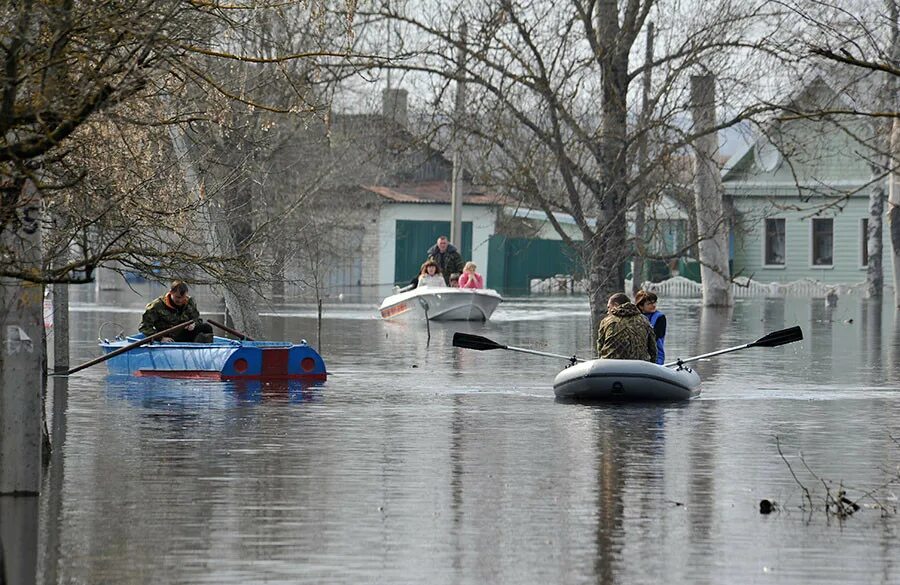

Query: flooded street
[34,289,900,584]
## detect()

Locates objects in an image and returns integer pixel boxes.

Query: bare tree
[0,0,359,493]
[362,0,786,329]
[787,0,900,302]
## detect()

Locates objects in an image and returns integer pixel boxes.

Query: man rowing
[140,280,214,343]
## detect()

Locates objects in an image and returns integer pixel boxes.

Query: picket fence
[529,274,891,298]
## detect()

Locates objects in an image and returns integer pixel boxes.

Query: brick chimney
[382,88,408,128]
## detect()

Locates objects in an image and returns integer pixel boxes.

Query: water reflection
[28,295,900,585]
[591,405,671,584]
[39,376,69,585]
[227,380,325,405]
[0,495,39,585]
[860,299,883,385]
[809,300,837,382]
[105,376,325,409]
[694,305,733,382]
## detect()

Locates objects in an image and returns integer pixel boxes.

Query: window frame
[810,217,834,269]
[762,217,786,268]
[860,217,869,269]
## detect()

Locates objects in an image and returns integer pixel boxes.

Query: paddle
[453,326,803,370]
[663,326,803,367]
[66,320,197,375]
[206,318,254,341]
[452,332,584,364]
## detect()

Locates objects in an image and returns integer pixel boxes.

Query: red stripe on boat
[262,348,289,376]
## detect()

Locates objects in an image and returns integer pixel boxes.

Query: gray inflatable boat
[553,359,701,402]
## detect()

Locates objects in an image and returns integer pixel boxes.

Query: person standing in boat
[458,261,484,289]
[427,235,465,285]
[417,260,447,288]
[635,290,666,365]
[140,280,214,343]
[596,292,657,362]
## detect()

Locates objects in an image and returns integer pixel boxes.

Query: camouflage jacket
[427,244,465,284]
[139,295,201,336]
[596,302,658,362]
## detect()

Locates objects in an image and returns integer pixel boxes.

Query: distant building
[279,88,506,294]
[722,77,894,289]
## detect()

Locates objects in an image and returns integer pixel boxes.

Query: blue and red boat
[100,335,327,381]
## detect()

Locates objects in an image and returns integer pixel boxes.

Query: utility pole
[633,22,654,295]
[450,19,467,249]
[0,179,44,497]
[690,74,733,307]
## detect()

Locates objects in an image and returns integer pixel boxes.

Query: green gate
[486,235,582,294]
[394,220,473,284]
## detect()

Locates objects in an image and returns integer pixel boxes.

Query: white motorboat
[553,359,701,402]
[379,286,503,321]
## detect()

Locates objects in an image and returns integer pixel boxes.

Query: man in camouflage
[596,292,657,362]
[140,280,214,343]
[427,235,465,285]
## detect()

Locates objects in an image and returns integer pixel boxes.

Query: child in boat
[418,260,447,288]
[449,273,461,287]
[458,262,484,289]
[635,290,666,365]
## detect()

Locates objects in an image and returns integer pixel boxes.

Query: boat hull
[101,336,327,381]
[379,287,503,321]
[553,359,700,402]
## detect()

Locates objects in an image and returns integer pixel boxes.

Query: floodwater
[21,287,900,583]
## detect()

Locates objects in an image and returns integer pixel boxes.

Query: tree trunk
[890,116,900,307]
[866,172,885,298]
[168,123,264,338]
[0,180,44,496]
[51,286,69,374]
[690,75,733,307]
[588,6,631,335]
[888,0,900,307]
[271,245,286,301]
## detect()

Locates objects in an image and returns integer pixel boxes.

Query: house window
[811,218,833,266]
[764,218,785,265]
[861,218,869,267]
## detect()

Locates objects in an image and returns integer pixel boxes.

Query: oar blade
[751,326,803,348]
[452,332,506,351]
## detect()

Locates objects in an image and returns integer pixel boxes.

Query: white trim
[809,217,834,268]
[762,217,786,268]
[727,179,872,189]
[859,217,869,268]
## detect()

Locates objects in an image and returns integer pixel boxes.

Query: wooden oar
[454,326,804,370]
[66,320,197,375]
[206,318,254,341]
[663,326,803,367]
[452,332,584,363]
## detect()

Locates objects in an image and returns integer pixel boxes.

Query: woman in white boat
[418,260,447,288]
[458,262,484,289]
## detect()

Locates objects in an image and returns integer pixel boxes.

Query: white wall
[376,203,497,285]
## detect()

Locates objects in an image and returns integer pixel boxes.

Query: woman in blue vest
[635,290,666,365]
